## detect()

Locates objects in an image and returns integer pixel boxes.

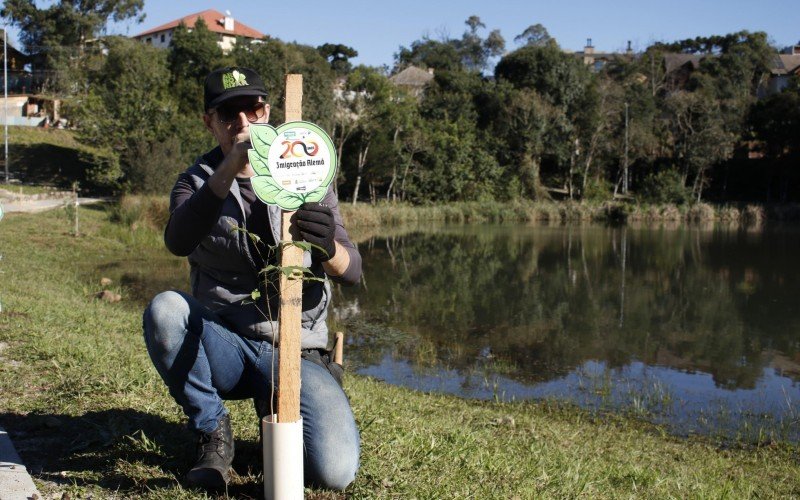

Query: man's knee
[301,363,360,490]
[143,290,191,355]
[307,450,358,491]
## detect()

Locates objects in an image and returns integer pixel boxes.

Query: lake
[329,222,800,442]
[117,221,800,442]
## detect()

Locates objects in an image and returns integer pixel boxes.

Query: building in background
[0,29,62,127]
[0,29,33,95]
[761,44,800,97]
[133,9,265,53]
[389,66,434,97]
[572,38,635,72]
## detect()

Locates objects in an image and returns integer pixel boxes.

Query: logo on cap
[222,70,249,90]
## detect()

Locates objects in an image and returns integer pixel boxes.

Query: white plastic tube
[262,415,304,500]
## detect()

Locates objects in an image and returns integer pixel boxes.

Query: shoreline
[108,194,800,236]
[339,199,791,227]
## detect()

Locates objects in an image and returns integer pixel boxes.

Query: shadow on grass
[11,144,95,189]
[0,409,265,498]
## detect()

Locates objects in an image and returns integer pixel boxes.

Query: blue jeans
[142,290,359,490]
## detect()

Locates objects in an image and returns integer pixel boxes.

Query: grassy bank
[3,126,111,190]
[113,195,800,233]
[0,206,798,498]
[340,199,793,226]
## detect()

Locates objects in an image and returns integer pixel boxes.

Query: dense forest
[3,1,799,204]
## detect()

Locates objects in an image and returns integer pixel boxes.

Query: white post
[4,26,9,183]
[622,102,629,195]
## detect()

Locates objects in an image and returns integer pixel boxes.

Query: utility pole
[4,26,9,183]
[622,102,629,195]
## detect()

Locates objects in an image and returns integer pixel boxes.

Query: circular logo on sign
[248,121,337,210]
[267,127,331,195]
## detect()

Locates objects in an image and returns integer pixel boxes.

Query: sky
[4,0,799,67]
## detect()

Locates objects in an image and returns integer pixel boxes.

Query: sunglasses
[212,101,267,124]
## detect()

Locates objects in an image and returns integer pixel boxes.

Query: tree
[495,42,588,110]
[487,82,551,199]
[1,0,145,94]
[402,117,501,202]
[395,38,463,72]
[420,69,485,123]
[455,15,505,73]
[663,90,734,201]
[514,24,552,47]
[1,0,144,52]
[164,18,226,166]
[339,66,394,204]
[395,16,504,74]
[495,43,592,196]
[375,84,419,201]
[74,37,177,192]
[168,19,225,114]
[317,43,359,76]
[750,79,800,201]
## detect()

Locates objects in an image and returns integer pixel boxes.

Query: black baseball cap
[204,67,268,111]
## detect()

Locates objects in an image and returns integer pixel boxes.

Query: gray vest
[185,162,330,349]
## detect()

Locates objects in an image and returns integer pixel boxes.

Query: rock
[95,290,121,303]
[100,277,112,286]
[494,415,515,428]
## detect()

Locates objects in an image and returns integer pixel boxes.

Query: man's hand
[207,128,252,199]
[295,202,336,262]
[228,129,252,172]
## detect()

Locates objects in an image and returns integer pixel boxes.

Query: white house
[133,9,265,53]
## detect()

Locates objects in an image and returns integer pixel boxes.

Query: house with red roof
[133,9,265,53]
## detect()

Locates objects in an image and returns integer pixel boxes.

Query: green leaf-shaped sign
[248,121,337,210]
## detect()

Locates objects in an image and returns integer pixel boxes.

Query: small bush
[717,206,741,221]
[687,203,715,221]
[122,137,184,195]
[742,204,766,225]
[111,195,170,231]
[660,204,682,221]
[582,177,613,202]
[602,202,629,222]
[639,169,691,205]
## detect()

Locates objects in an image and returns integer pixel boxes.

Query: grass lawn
[0,205,798,498]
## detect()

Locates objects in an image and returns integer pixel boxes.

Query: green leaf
[302,184,328,204]
[251,289,261,300]
[251,176,282,204]
[250,124,277,157]
[259,264,280,275]
[274,190,305,210]
[283,240,312,252]
[248,150,271,177]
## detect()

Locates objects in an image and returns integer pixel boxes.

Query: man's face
[203,96,270,155]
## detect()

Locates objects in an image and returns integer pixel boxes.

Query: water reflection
[331,223,800,442]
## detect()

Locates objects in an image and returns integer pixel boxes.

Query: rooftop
[771,54,800,75]
[134,9,264,40]
[389,66,435,87]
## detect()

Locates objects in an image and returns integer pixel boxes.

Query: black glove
[295,202,336,262]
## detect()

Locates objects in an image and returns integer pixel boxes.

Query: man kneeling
[142,67,361,490]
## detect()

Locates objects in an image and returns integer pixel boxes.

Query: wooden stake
[333,332,344,365]
[277,74,303,423]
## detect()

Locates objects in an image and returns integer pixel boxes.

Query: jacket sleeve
[163,172,226,257]
[323,186,362,286]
